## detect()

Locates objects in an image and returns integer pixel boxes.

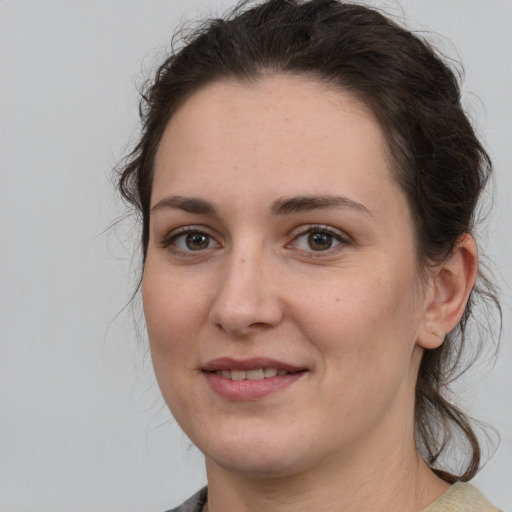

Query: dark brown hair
[116,0,500,482]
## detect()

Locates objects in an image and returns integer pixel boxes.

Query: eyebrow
[151,196,217,215]
[271,195,372,216]
[150,194,371,217]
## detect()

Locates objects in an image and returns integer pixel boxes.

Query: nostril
[207,263,284,335]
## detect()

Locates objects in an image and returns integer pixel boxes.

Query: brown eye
[185,233,210,251]
[307,232,333,251]
[290,225,347,254]
[167,229,220,253]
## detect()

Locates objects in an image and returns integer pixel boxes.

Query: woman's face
[143,76,432,477]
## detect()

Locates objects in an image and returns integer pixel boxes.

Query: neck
[203,379,450,512]
[205,443,448,512]
[203,350,450,512]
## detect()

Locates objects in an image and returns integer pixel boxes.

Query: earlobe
[417,234,478,350]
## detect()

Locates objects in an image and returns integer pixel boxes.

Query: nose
[208,250,284,337]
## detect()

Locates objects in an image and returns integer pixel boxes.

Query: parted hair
[117,0,500,482]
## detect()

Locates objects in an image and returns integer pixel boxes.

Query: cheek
[293,265,421,372]
[142,263,210,363]
[142,264,214,420]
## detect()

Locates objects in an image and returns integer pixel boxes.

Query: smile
[214,368,290,380]
[202,358,307,400]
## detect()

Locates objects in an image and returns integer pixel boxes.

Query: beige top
[423,482,502,512]
[167,482,503,512]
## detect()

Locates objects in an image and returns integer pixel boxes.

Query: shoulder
[423,482,503,512]
[164,487,207,512]
[163,484,504,512]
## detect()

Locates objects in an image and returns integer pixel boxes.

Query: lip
[202,357,307,400]
[202,357,304,373]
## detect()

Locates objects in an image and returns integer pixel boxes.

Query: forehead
[152,75,399,209]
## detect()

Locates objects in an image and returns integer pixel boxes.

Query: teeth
[214,368,288,380]
[231,370,246,381]
[246,369,264,380]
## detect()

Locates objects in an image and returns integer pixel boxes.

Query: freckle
[240,258,246,263]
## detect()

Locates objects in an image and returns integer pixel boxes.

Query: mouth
[202,358,307,400]
[211,368,294,381]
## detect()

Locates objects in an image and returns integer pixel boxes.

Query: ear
[417,234,478,350]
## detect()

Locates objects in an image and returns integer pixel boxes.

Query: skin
[143,76,477,512]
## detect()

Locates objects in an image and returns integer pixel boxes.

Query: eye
[165,228,221,253]
[305,232,336,251]
[290,226,348,253]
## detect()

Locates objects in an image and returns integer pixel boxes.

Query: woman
[117,0,502,510]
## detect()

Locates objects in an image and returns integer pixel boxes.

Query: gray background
[1,1,510,510]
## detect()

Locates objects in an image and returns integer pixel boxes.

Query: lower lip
[203,372,305,400]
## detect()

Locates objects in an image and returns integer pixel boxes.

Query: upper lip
[202,357,305,373]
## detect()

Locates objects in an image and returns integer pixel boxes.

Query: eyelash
[287,224,350,256]
[161,224,351,256]
[161,226,220,254]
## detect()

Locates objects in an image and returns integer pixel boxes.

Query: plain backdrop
[1,1,511,510]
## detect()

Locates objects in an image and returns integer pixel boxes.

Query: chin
[193,420,327,479]
[204,446,307,478]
